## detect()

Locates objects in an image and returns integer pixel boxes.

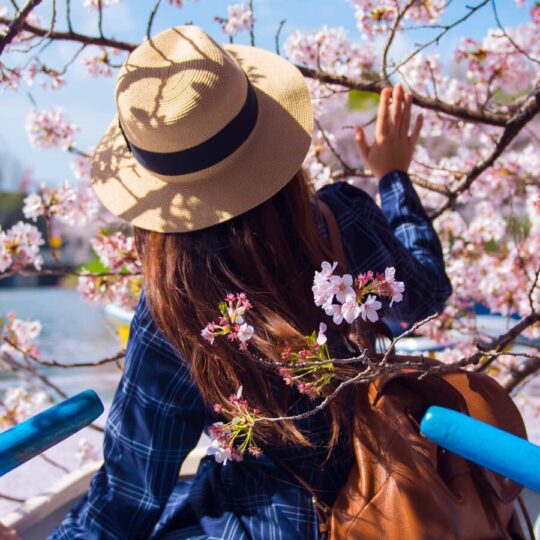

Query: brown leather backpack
[310,198,530,540]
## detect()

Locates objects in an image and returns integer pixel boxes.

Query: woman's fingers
[409,113,423,147]
[376,87,392,139]
[391,84,404,132]
[355,126,370,162]
[401,92,412,137]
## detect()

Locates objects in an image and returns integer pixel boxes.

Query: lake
[0,287,123,402]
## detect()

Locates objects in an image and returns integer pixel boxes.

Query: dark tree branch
[0,0,44,56]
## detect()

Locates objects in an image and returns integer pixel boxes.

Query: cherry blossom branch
[0,267,141,281]
[475,311,540,372]
[0,0,44,56]
[314,118,354,175]
[1,352,106,432]
[501,356,540,394]
[490,0,540,66]
[0,15,516,129]
[256,355,478,425]
[380,0,416,84]
[0,397,71,473]
[380,312,440,365]
[2,336,125,368]
[431,85,540,218]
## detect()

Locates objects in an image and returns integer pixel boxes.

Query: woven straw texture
[91,25,314,233]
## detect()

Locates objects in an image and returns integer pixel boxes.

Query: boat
[0,446,207,539]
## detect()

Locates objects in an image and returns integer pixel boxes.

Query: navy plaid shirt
[50,171,451,539]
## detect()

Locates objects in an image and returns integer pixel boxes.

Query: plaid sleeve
[377,170,452,322]
[318,171,452,327]
[49,294,208,539]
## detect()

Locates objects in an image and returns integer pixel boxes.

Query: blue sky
[0,0,532,189]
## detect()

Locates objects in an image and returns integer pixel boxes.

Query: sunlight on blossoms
[0,222,44,273]
[25,107,79,150]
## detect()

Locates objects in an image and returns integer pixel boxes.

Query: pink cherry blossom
[330,273,355,303]
[83,0,120,9]
[90,231,141,273]
[1,311,41,356]
[25,107,79,150]
[217,3,253,37]
[0,387,48,429]
[341,293,362,324]
[316,322,328,346]
[358,295,382,322]
[76,438,100,465]
[71,154,92,182]
[237,322,254,343]
[0,222,44,273]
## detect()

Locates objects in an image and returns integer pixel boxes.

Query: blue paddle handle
[421,405,540,493]
[0,390,104,476]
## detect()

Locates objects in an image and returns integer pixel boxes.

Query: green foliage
[348,89,379,111]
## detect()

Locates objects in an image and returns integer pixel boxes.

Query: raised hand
[355,84,423,180]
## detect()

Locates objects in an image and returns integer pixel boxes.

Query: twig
[314,118,353,175]
[274,19,285,55]
[380,0,416,84]
[502,356,540,394]
[490,0,540,66]
[0,492,25,503]
[475,312,540,372]
[248,0,254,46]
[0,0,44,56]
[146,0,162,40]
[97,0,104,39]
[528,265,540,314]
[380,313,439,365]
[3,337,125,368]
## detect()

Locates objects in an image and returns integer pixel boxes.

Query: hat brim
[90,43,313,233]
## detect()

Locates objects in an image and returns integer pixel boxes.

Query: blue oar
[0,390,104,477]
[421,405,540,493]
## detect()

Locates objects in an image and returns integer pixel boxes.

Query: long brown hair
[133,168,353,449]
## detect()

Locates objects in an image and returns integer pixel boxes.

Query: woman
[49,25,451,539]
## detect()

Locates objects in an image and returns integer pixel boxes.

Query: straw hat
[91,25,314,233]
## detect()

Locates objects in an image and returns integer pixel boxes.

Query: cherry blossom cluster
[167,0,200,7]
[24,61,65,91]
[201,293,254,351]
[0,311,41,357]
[83,0,120,9]
[214,3,253,37]
[25,107,79,150]
[77,273,142,310]
[313,262,404,324]
[0,62,22,91]
[0,387,48,431]
[81,48,123,78]
[207,387,262,464]
[75,438,100,465]
[454,27,539,94]
[90,231,141,274]
[71,154,92,182]
[0,222,44,273]
[278,322,335,399]
[22,181,98,227]
[348,0,445,37]
[285,26,375,80]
